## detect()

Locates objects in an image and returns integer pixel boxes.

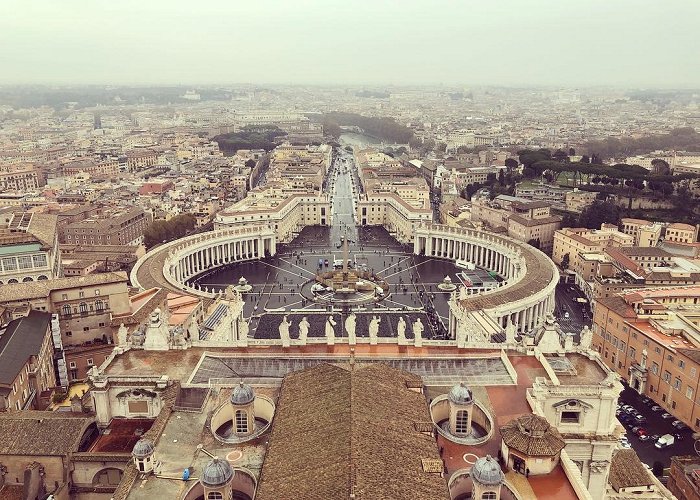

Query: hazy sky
[1,0,698,87]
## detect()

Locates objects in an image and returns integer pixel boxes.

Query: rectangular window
[17,256,32,269]
[235,410,249,434]
[691,367,697,378]
[655,347,661,354]
[651,362,659,375]
[1,257,17,271]
[87,358,94,366]
[679,360,685,369]
[674,378,682,390]
[686,387,694,400]
[663,371,671,383]
[561,411,580,424]
[32,254,47,267]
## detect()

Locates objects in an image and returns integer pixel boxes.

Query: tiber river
[339,132,382,149]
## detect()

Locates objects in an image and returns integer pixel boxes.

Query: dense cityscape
[2,2,700,500]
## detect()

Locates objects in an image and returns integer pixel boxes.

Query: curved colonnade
[414,224,558,334]
[131,225,276,299]
[132,223,557,337]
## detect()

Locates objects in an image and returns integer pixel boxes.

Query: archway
[92,467,123,486]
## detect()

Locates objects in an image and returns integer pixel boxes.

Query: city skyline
[1,0,700,87]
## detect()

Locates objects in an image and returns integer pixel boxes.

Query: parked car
[662,412,674,419]
[631,426,641,434]
[640,396,652,405]
[619,437,631,449]
[672,420,688,430]
[655,434,675,449]
[634,414,647,423]
[635,427,647,436]
[674,433,684,441]
[650,434,660,442]
[639,434,651,441]
[651,405,663,412]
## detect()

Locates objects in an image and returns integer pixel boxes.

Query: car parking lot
[617,386,697,470]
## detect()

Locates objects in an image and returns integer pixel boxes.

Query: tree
[498,169,505,186]
[527,238,541,249]
[561,253,570,270]
[651,158,670,176]
[578,200,620,229]
[652,461,664,478]
[435,142,447,153]
[245,159,256,168]
[504,158,519,171]
[569,147,576,156]
[144,213,197,248]
[552,149,568,162]
[580,155,590,164]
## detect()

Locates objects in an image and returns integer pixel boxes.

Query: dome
[448,382,473,405]
[231,382,255,405]
[132,438,155,458]
[201,457,234,487]
[472,455,504,486]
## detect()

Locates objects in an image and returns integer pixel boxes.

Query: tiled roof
[609,449,653,492]
[500,414,565,457]
[256,362,449,500]
[596,295,637,319]
[0,411,94,456]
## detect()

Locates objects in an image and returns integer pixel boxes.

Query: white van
[654,434,675,449]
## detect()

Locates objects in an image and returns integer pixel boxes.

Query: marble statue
[279,315,291,347]
[413,317,424,348]
[238,319,249,347]
[345,312,357,345]
[397,316,406,343]
[325,315,336,345]
[505,318,516,344]
[579,325,593,350]
[298,317,310,344]
[117,323,128,346]
[369,315,381,345]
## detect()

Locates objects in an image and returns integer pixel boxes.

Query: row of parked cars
[617,399,688,450]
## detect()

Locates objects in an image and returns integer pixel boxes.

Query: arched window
[455,410,469,434]
[95,300,104,312]
[8,279,18,284]
[79,302,88,314]
[22,276,33,282]
[37,275,48,280]
[207,493,223,500]
[482,492,497,500]
[235,409,248,434]
[62,304,71,316]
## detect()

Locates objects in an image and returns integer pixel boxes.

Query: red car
[635,427,647,437]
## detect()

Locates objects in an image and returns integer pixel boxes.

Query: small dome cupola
[230,382,255,405]
[448,382,473,405]
[131,438,155,473]
[201,457,234,488]
[472,455,504,486]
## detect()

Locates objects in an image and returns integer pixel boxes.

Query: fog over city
[1,0,700,86]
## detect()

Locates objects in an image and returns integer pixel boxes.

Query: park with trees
[144,213,197,249]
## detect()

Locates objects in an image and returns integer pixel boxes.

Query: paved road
[618,386,697,470]
[554,283,591,338]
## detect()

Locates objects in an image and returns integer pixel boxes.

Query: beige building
[0,164,42,191]
[0,272,131,382]
[593,286,700,431]
[61,206,150,246]
[552,225,634,270]
[471,195,562,252]
[216,187,331,244]
[665,223,698,244]
[620,218,663,247]
[565,189,598,212]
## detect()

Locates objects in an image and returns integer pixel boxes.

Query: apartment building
[564,189,597,212]
[61,206,150,246]
[0,164,41,191]
[216,186,331,243]
[0,311,56,411]
[471,195,562,252]
[665,223,698,244]
[619,218,663,247]
[552,225,633,270]
[0,212,62,284]
[593,287,700,431]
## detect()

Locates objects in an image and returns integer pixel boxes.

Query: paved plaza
[192,150,489,340]
[189,353,515,387]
